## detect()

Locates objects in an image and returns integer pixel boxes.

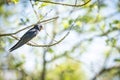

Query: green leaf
[111,38,117,47]
[114,58,120,62]
[15,62,24,68]
[80,15,93,23]
[100,24,105,31]
[48,48,54,53]
[68,19,73,24]
[113,20,120,24]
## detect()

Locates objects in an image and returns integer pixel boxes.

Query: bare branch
[30,0,40,21]
[99,27,119,36]
[0,16,58,37]
[92,65,120,80]
[10,30,69,47]
[39,0,91,7]
[47,51,68,63]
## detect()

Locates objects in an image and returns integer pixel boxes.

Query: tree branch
[99,27,119,36]
[0,16,58,37]
[30,0,40,21]
[10,29,69,47]
[92,65,120,80]
[47,51,68,63]
[39,0,91,7]
[41,44,47,80]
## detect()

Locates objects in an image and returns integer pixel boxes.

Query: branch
[47,51,68,63]
[41,24,120,63]
[92,65,120,80]
[39,0,91,7]
[30,0,40,21]
[10,30,69,47]
[99,27,119,36]
[0,16,58,37]
[6,17,119,48]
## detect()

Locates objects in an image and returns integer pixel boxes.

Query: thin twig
[42,9,53,19]
[39,0,91,7]
[42,9,58,42]
[69,0,78,14]
[92,65,120,80]
[30,0,40,21]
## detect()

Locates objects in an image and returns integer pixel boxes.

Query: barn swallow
[9,24,43,52]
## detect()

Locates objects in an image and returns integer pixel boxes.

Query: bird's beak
[41,26,43,30]
[40,26,43,31]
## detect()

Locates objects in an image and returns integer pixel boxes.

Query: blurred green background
[0,0,120,80]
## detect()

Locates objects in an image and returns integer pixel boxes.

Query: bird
[9,24,43,52]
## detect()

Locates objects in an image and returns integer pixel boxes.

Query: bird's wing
[20,28,38,42]
[9,28,39,52]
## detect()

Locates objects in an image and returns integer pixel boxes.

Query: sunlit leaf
[63,21,69,29]
[38,2,50,8]
[104,47,111,58]
[76,21,82,27]
[83,0,91,8]
[95,13,102,22]
[100,24,105,31]
[12,0,19,4]
[41,3,49,7]
[39,14,44,19]
[34,1,39,5]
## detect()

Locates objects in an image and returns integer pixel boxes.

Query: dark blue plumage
[9,24,42,52]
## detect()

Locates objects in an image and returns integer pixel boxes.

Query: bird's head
[34,24,43,31]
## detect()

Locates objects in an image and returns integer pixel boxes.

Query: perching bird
[9,24,43,52]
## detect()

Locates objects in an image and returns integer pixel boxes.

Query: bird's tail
[9,43,19,52]
[9,44,18,52]
[9,40,24,52]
